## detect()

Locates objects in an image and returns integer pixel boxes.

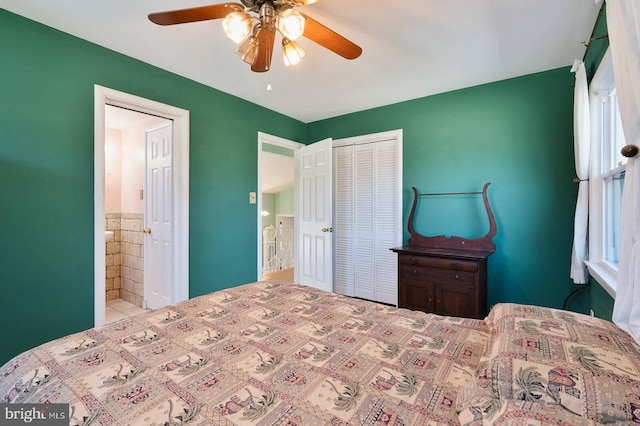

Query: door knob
[143,228,152,234]
[321,227,334,233]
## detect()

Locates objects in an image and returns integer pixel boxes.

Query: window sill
[585,260,617,299]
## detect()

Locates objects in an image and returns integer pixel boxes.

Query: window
[586,49,627,297]
[602,95,625,266]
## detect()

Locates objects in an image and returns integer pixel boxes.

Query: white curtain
[607,0,640,342]
[570,60,591,284]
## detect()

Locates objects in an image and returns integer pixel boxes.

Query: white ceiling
[1,0,600,123]
[262,151,294,193]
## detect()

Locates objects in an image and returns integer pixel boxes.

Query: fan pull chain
[266,34,273,92]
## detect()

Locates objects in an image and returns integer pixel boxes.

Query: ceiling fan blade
[301,13,362,60]
[149,3,243,26]
[251,28,276,73]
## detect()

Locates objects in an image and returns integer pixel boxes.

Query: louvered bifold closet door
[333,146,354,296]
[354,143,376,301]
[333,137,400,305]
[372,140,400,305]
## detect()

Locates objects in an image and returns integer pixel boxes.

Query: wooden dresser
[391,246,491,319]
[392,183,497,319]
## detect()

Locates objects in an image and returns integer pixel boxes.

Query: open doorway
[257,133,304,282]
[103,106,171,322]
[94,86,190,327]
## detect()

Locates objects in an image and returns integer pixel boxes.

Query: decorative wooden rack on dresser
[391,183,497,319]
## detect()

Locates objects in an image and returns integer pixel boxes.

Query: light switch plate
[249,192,257,204]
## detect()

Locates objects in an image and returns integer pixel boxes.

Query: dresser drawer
[398,254,478,272]
[399,264,475,286]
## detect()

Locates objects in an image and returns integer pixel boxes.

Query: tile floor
[106,299,147,324]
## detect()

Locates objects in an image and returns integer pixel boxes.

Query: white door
[355,138,401,304]
[144,123,173,309]
[296,138,333,292]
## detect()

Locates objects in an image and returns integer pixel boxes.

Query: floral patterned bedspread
[0,281,490,425]
[458,303,640,425]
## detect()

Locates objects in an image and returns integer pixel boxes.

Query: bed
[2,281,640,425]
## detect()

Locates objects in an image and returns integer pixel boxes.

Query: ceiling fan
[148,0,363,73]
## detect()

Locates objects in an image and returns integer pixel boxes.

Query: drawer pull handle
[428,298,433,302]
[409,257,418,265]
[411,269,418,276]
[455,274,461,281]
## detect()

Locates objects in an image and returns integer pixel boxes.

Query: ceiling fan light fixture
[282,38,306,66]
[149,3,363,72]
[236,35,259,65]
[277,9,305,41]
[222,11,253,44]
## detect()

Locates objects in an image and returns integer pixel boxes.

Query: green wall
[276,187,294,215]
[0,9,305,364]
[586,283,615,321]
[262,194,277,228]
[584,5,609,82]
[308,69,579,311]
[263,143,295,157]
[261,188,293,229]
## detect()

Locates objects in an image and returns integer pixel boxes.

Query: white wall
[105,128,123,213]
[105,117,167,214]
[121,123,145,213]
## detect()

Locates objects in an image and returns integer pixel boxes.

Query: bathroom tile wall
[105,213,121,301]
[105,213,144,307]
[120,213,144,307]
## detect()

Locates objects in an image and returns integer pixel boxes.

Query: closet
[333,130,402,305]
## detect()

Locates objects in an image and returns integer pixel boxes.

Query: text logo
[0,404,68,425]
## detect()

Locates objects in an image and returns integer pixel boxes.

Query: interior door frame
[94,85,190,326]
[257,132,304,281]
